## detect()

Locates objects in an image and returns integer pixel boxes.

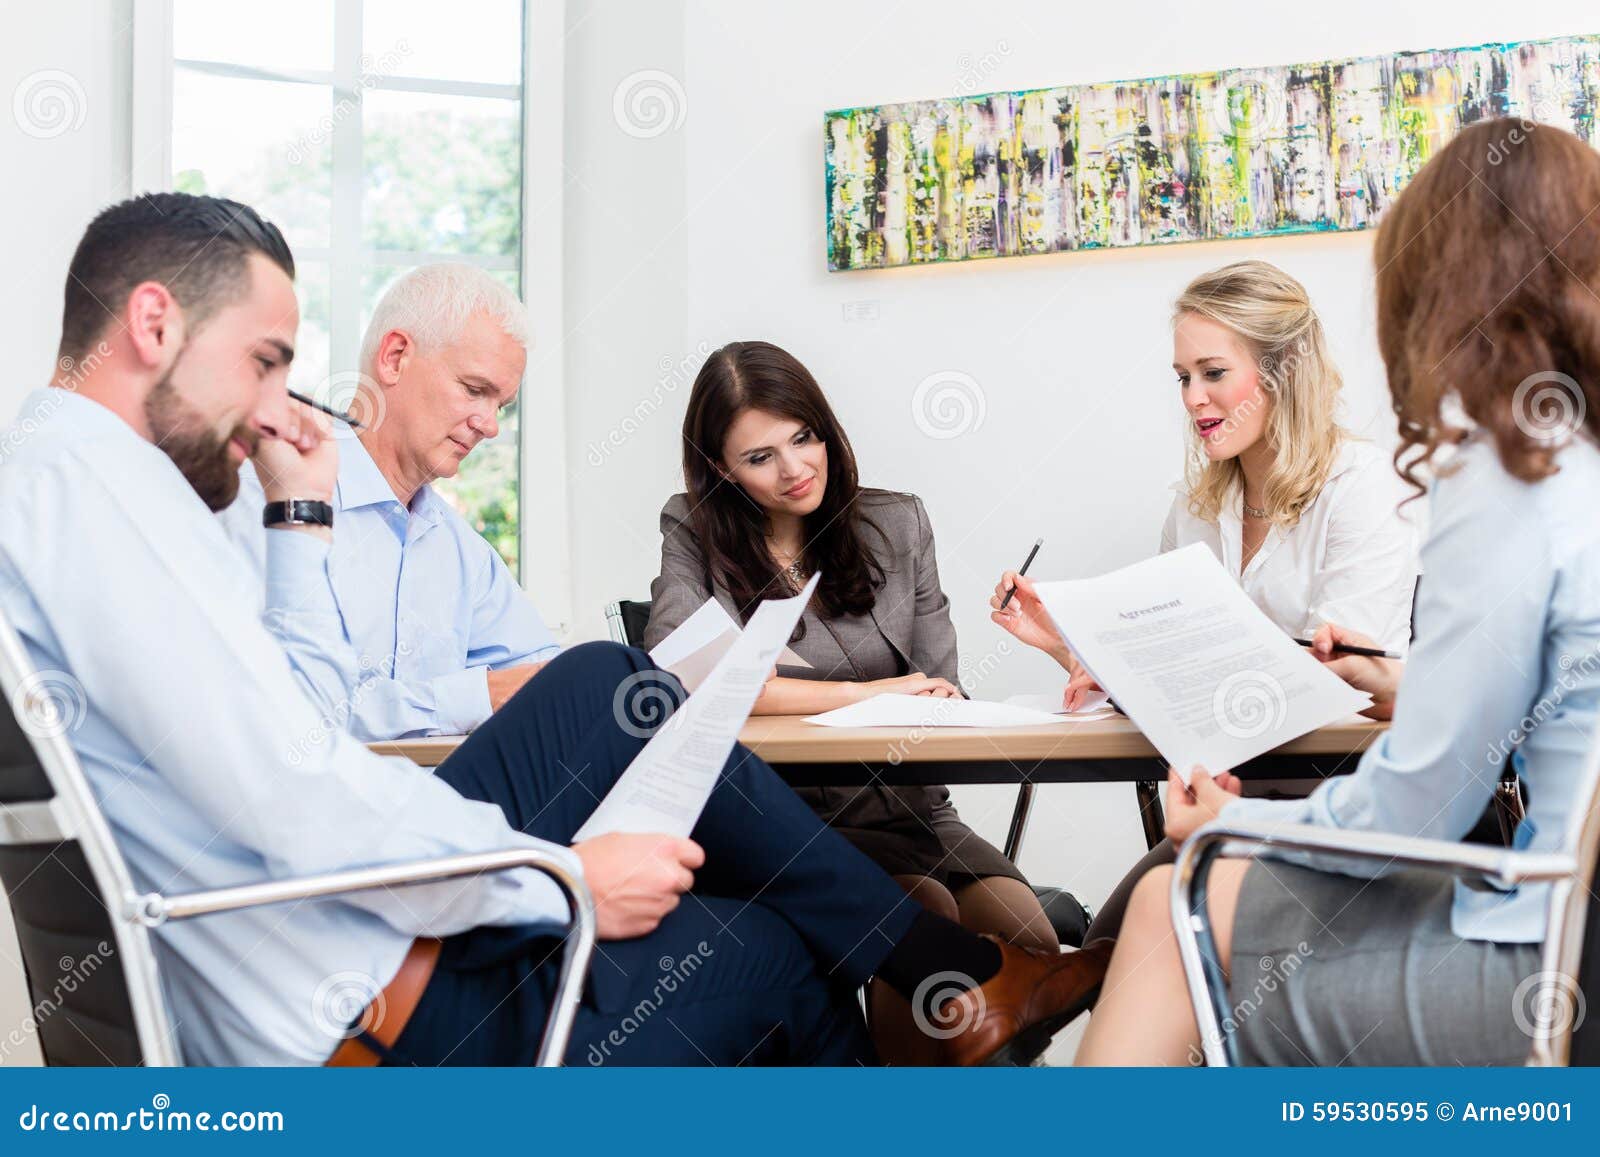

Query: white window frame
[130,0,573,631]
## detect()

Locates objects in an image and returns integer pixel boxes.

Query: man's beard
[144,370,257,512]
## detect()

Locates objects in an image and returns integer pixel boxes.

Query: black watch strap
[263,499,335,528]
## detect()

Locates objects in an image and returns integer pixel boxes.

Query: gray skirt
[1228,861,1543,1066]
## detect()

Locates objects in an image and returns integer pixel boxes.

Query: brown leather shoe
[932,937,1114,1066]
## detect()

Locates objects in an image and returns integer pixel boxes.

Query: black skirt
[794,778,1028,889]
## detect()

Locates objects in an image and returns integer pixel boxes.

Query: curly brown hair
[1374,118,1600,494]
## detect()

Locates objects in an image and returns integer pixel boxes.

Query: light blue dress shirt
[218,435,560,741]
[1224,433,1600,944]
[0,390,572,1065]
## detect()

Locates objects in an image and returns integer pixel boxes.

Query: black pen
[997,537,1044,611]
[288,388,366,430]
[1295,637,1402,661]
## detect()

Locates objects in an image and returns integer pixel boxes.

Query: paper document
[647,596,810,691]
[1032,544,1371,784]
[804,693,1074,729]
[575,574,821,840]
[1003,689,1113,717]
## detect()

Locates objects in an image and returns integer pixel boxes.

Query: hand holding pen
[1302,622,1403,721]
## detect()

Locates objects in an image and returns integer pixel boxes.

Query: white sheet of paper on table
[647,595,810,692]
[1031,544,1372,785]
[803,693,1075,729]
[1002,689,1113,718]
[574,573,821,840]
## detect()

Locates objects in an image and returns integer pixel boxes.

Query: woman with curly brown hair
[1077,117,1600,1066]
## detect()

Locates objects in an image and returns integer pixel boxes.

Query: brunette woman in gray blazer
[645,341,1056,1062]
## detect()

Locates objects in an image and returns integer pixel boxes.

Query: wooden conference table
[372,714,1386,859]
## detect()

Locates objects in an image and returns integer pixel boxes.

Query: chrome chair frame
[0,610,596,1067]
[1172,729,1600,1067]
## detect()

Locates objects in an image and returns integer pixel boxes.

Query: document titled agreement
[574,574,821,840]
[1032,544,1371,784]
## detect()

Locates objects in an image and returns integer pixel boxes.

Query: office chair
[606,596,1094,948]
[0,607,596,1066]
[1172,721,1600,1067]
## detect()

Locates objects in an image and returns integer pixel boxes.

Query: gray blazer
[643,488,960,685]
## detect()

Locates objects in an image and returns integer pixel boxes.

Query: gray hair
[360,262,530,370]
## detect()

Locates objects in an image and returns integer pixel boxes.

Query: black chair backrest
[616,599,652,648]
[0,657,151,1065]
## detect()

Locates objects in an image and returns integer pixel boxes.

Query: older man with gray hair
[222,262,558,740]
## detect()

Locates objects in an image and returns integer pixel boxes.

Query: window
[165,0,527,573]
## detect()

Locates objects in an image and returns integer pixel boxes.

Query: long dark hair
[680,341,885,625]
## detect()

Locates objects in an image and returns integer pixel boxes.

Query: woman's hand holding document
[1031,544,1373,784]
[574,574,821,840]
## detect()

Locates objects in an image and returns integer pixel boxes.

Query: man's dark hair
[59,192,294,361]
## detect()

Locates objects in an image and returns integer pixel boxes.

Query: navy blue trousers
[385,642,921,1066]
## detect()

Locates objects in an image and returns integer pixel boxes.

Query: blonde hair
[1175,260,1346,526]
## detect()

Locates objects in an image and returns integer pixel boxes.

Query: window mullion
[329,0,365,382]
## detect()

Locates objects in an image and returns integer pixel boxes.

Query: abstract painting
[824,33,1600,270]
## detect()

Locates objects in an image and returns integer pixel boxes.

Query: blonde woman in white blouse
[991,260,1421,936]
[993,259,1419,711]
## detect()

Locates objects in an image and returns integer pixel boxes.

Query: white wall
[561,0,690,642]
[0,0,134,421]
[0,0,134,1067]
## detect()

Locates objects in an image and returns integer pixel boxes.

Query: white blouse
[1160,441,1422,654]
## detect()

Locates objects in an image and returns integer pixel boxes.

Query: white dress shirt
[0,389,573,1065]
[1160,440,1422,654]
[1224,433,1600,943]
[218,437,560,741]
